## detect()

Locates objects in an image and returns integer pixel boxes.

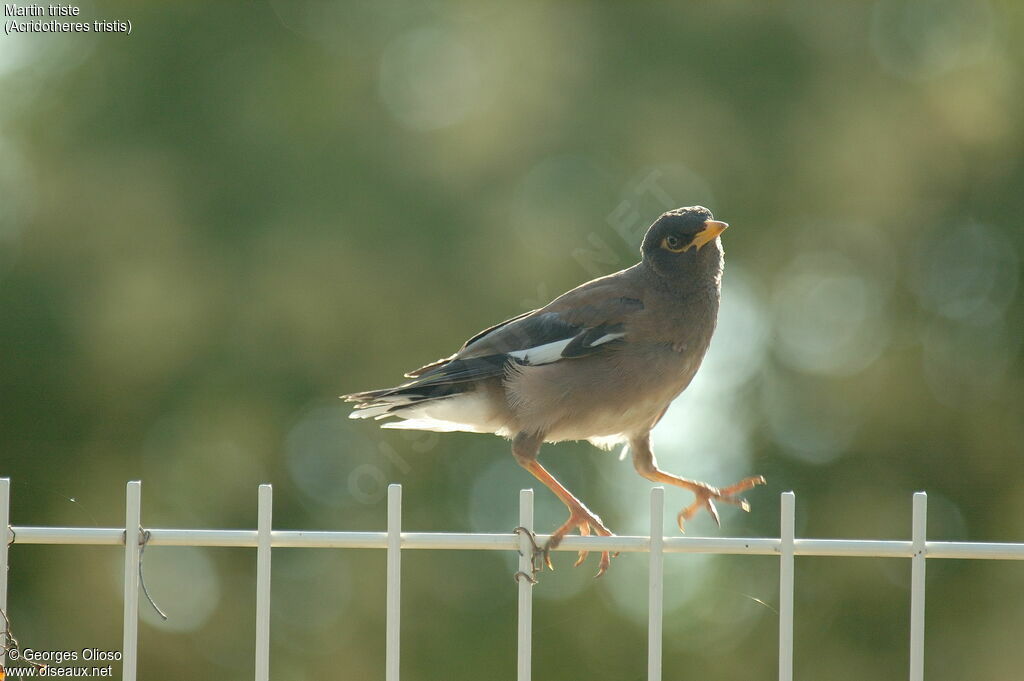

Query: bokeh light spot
[379,26,493,130]
[286,402,382,509]
[772,251,890,377]
[921,317,1020,406]
[122,547,221,633]
[272,549,353,650]
[911,221,1018,326]
[762,370,862,465]
[601,550,714,627]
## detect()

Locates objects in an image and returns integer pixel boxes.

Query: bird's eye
[662,235,688,252]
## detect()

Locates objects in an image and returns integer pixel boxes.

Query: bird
[343,206,765,577]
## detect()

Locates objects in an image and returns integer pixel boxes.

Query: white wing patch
[589,332,625,347]
[505,330,624,366]
[506,338,573,365]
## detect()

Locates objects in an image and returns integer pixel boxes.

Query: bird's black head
[640,206,727,283]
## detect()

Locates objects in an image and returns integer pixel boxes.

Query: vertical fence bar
[122,481,142,681]
[517,489,534,681]
[779,492,795,681]
[647,487,665,681]
[909,492,927,681]
[255,484,273,681]
[386,484,402,681]
[0,478,10,670]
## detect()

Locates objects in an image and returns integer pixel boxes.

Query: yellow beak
[693,220,728,250]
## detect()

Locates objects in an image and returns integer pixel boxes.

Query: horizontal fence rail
[7,526,1024,559]
[1,479,1023,681]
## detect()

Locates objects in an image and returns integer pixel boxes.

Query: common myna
[344,206,765,576]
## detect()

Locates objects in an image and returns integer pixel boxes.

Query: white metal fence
[2,477,1024,680]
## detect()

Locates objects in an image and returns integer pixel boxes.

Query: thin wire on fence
[2,478,1024,681]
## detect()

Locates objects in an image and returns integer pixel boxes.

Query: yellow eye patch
[662,221,729,254]
[661,235,692,253]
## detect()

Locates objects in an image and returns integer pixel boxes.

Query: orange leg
[512,433,616,577]
[630,434,765,531]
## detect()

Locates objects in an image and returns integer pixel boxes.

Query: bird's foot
[545,507,618,578]
[677,475,766,532]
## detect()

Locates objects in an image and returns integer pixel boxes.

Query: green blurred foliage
[1,1,1023,679]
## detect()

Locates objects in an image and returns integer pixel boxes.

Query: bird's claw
[677,475,766,532]
[546,509,617,578]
